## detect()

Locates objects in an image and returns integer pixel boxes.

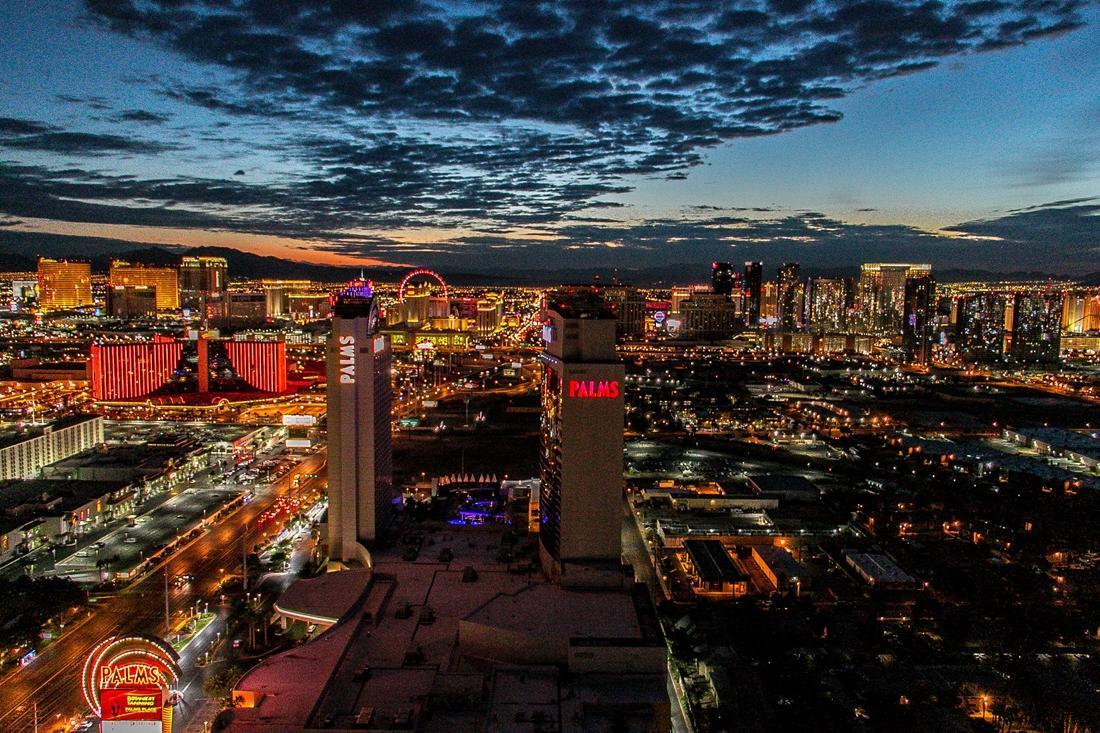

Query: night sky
[0,0,1098,275]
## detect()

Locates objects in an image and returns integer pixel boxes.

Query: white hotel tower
[326,280,393,565]
[538,288,626,587]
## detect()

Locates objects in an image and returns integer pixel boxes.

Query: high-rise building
[761,281,779,324]
[261,280,312,318]
[6,276,37,312]
[179,256,228,325]
[400,282,431,325]
[327,280,393,563]
[1007,291,1063,364]
[743,262,763,327]
[955,293,1008,362]
[712,262,735,300]
[287,293,331,322]
[476,294,503,335]
[0,415,105,482]
[37,258,92,311]
[1061,290,1100,333]
[89,335,285,400]
[806,277,850,332]
[776,262,803,330]
[858,263,932,333]
[108,261,179,310]
[107,285,158,319]
[601,285,646,339]
[902,275,936,364]
[680,293,740,340]
[539,288,624,587]
[228,291,267,323]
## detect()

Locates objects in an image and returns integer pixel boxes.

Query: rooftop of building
[0,478,129,534]
[43,441,200,478]
[230,525,666,733]
[543,287,616,319]
[746,474,821,499]
[751,545,806,580]
[0,414,101,451]
[844,550,915,586]
[1010,427,1100,459]
[683,538,746,583]
[273,568,372,626]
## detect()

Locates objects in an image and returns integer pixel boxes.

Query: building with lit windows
[1,273,37,312]
[955,293,1008,362]
[108,260,179,310]
[37,258,92,311]
[89,335,286,400]
[106,285,158,319]
[1062,290,1100,333]
[475,294,503,335]
[680,293,740,340]
[179,255,228,324]
[326,280,393,563]
[0,415,104,482]
[1007,291,1063,364]
[601,285,646,339]
[711,261,736,299]
[743,261,763,327]
[902,274,936,364]
[261,279,312,317]
[806,277,850,332]
[776,262,803,331]
[857,263,932,333]
[538,288,625,587]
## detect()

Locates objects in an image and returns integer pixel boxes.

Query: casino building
[89,334,286,401]
[538,288,625,586]
[326,280,393,565]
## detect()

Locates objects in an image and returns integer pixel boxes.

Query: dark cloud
[310,207,1100,275]
[0,116,178,155]
[80,0,1085,178]
[112,109,171,124]
[944,198,1100,254]
[0,117,53,135]
[0,1,1089,271]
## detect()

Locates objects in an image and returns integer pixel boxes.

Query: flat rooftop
[746,474,821,498]
[230,525,667,733]
[0,478,128,534]
[544,288,616,319]
[465,582,642,641]
[684,539,745,584]
[274,568,372,625]
[0,414,101,451]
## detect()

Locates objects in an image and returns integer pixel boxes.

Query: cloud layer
[0,0,1093,271]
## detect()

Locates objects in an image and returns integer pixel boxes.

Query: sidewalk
[180,697,221,733]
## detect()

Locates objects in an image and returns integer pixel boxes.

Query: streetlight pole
[164,572,171,636]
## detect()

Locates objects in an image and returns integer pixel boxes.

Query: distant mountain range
[1,229,1098,286]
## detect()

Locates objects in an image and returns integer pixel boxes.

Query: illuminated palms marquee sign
[568,379,621,399]
[81,635,181,732]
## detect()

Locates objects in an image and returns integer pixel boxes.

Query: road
[0,449,328,733]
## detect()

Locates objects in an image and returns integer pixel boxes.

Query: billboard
[100,689,162,721]
[81,635,180,733]
[285,438,312,448]
[281,414,317,426]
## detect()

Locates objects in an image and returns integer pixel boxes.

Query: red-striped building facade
[225,340,287,393]
[90,336,286,400]
[90,338,184,401]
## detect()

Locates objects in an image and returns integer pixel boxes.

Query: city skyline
[1,1,1099,275]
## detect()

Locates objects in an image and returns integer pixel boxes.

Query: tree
[204,664,245,703]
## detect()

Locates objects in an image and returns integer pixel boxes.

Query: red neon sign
[100,689,163,722]
[568,379,621,399]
